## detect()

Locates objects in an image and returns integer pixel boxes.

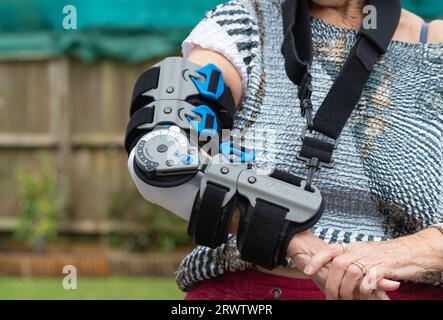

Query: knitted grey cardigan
[177,0,443,291]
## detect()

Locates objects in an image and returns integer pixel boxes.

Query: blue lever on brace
[190,64,225,100]
[220,141,256,163]
[186,105,218,137]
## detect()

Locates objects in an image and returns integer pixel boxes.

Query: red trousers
[185,269,443,300]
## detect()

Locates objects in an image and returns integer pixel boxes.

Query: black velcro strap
[276,197,326,265]
[208,69,222,94]
[240,200,288,270]
[130,67,160,116]
[205,114,215,130]
[271,169,302,187]
[124,105,155,154]
[194,183,228,248]
[299,137,335,164]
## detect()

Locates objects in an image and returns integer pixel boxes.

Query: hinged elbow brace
[188,155,324,269]
[125,57,324,270]
[126,0,402,270]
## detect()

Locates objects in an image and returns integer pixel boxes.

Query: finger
[361,266,399,291]
[324,256,354,300]
[359,280,399,300]
[340,264,364,300]
[359,266,400,300]
[292,254,329,295]
[291,253,310,271]
[305,244,343,275]
[358,266,378,300]
[378,279,401,291]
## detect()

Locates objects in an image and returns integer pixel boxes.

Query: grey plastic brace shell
[237,172,322,223]
[200,154,249,208]
[138,100,200,131]
[199,155,323,224]
[146,57,203,102]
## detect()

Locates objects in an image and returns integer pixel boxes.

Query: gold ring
[351,261,367,275]
[339,242,349,254]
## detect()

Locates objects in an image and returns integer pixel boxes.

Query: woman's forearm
[406,227,443,274]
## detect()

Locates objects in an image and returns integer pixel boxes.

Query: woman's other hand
[304,228,443,300]
[288,232,400,299]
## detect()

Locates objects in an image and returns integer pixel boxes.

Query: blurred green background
[0,0,441,300]
[0,0,440,62]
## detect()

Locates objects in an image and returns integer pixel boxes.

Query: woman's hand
[304,228,443,300]
[288,232,401,299]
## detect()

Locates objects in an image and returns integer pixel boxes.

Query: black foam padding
[219,87,236,125]
[130,67,160,116]
[299,137,335,164]
[124,105,155,154]
[239,199,288,270]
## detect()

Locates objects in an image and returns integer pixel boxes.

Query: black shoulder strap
[281,0,313,101]
[235,0,401,270]
[281,0,401,140]
[360,0,402,54]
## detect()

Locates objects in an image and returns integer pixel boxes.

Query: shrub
[15,156,64,250]
[107,191,191,252]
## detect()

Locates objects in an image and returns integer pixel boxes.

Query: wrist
[287,231,325,258]
[407,228,443,271]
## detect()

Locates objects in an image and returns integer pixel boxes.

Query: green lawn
[0,277,186,300]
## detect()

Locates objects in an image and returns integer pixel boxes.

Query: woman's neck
[310,0,366,30]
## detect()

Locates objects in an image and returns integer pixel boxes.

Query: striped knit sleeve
[182,0,259,92]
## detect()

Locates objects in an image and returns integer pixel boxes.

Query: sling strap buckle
[298,72,314,128]
[300,125,339,149]
[301,99,314,129]
[295,156,330,191]
[298,72,313,101]
[298,126,336,190]
[190,64,225,101]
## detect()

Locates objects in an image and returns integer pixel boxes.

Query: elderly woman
[171,0,443,300]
